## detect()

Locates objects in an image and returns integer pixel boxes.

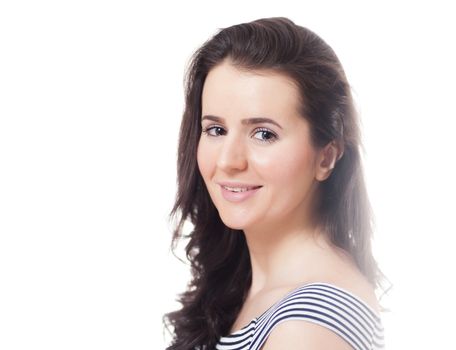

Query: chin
[218,213,252,231]
[220,219,246,230]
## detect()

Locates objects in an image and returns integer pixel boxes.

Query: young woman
[164,17,385,350]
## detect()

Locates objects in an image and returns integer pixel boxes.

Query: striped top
[215,283,384,350]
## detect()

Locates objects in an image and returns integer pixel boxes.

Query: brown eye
[253,128,278,143]
[202,126,226,137]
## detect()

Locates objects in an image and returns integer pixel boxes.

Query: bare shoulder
[261,320,353,350]
[346,278,380,314]
[330,266,381,314]
[323,244,381,314]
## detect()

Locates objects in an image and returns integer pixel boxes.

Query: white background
[1,1,455,349]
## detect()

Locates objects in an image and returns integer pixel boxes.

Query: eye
[202,125,226,137]
[252,128,278,143]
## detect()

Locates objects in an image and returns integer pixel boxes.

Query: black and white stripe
[216,283,384,350]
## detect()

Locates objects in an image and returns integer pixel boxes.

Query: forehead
[201,61,302,121]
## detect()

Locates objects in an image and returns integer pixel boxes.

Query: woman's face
[197,60,330,232]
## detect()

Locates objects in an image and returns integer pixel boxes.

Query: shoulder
[317,242,381,315]
[254,283,384,350]
[261,319,353,350]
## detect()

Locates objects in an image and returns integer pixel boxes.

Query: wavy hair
[164,17,384,349]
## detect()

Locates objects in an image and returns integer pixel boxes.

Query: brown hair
[164,17,384,349]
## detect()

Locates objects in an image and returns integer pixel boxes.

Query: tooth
[223,185,256,192]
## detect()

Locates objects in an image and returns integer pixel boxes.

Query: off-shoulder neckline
[224,281,381,338]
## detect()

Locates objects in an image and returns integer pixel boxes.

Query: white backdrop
[1,1,455,349]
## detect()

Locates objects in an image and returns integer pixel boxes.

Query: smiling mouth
[221,185,262,192]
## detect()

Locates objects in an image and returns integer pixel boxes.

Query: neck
[243,218,332,297]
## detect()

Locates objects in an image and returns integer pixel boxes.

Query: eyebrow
[201,115,283,129]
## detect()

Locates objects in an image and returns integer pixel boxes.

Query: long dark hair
[164,17,384,349]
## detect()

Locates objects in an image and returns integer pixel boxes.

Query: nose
[216,133,248,172]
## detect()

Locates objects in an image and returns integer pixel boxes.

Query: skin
[197,59,379,349]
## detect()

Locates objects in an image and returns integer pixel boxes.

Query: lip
[217,181,263,203]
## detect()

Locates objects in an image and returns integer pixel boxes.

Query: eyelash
[201,125,278,144]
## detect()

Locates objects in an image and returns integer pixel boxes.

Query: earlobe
[316,141,343,181]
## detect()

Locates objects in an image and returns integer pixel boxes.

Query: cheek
[250,144,316,185]
[196,139,213,180]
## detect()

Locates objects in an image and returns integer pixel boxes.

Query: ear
[315,140,344,182]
